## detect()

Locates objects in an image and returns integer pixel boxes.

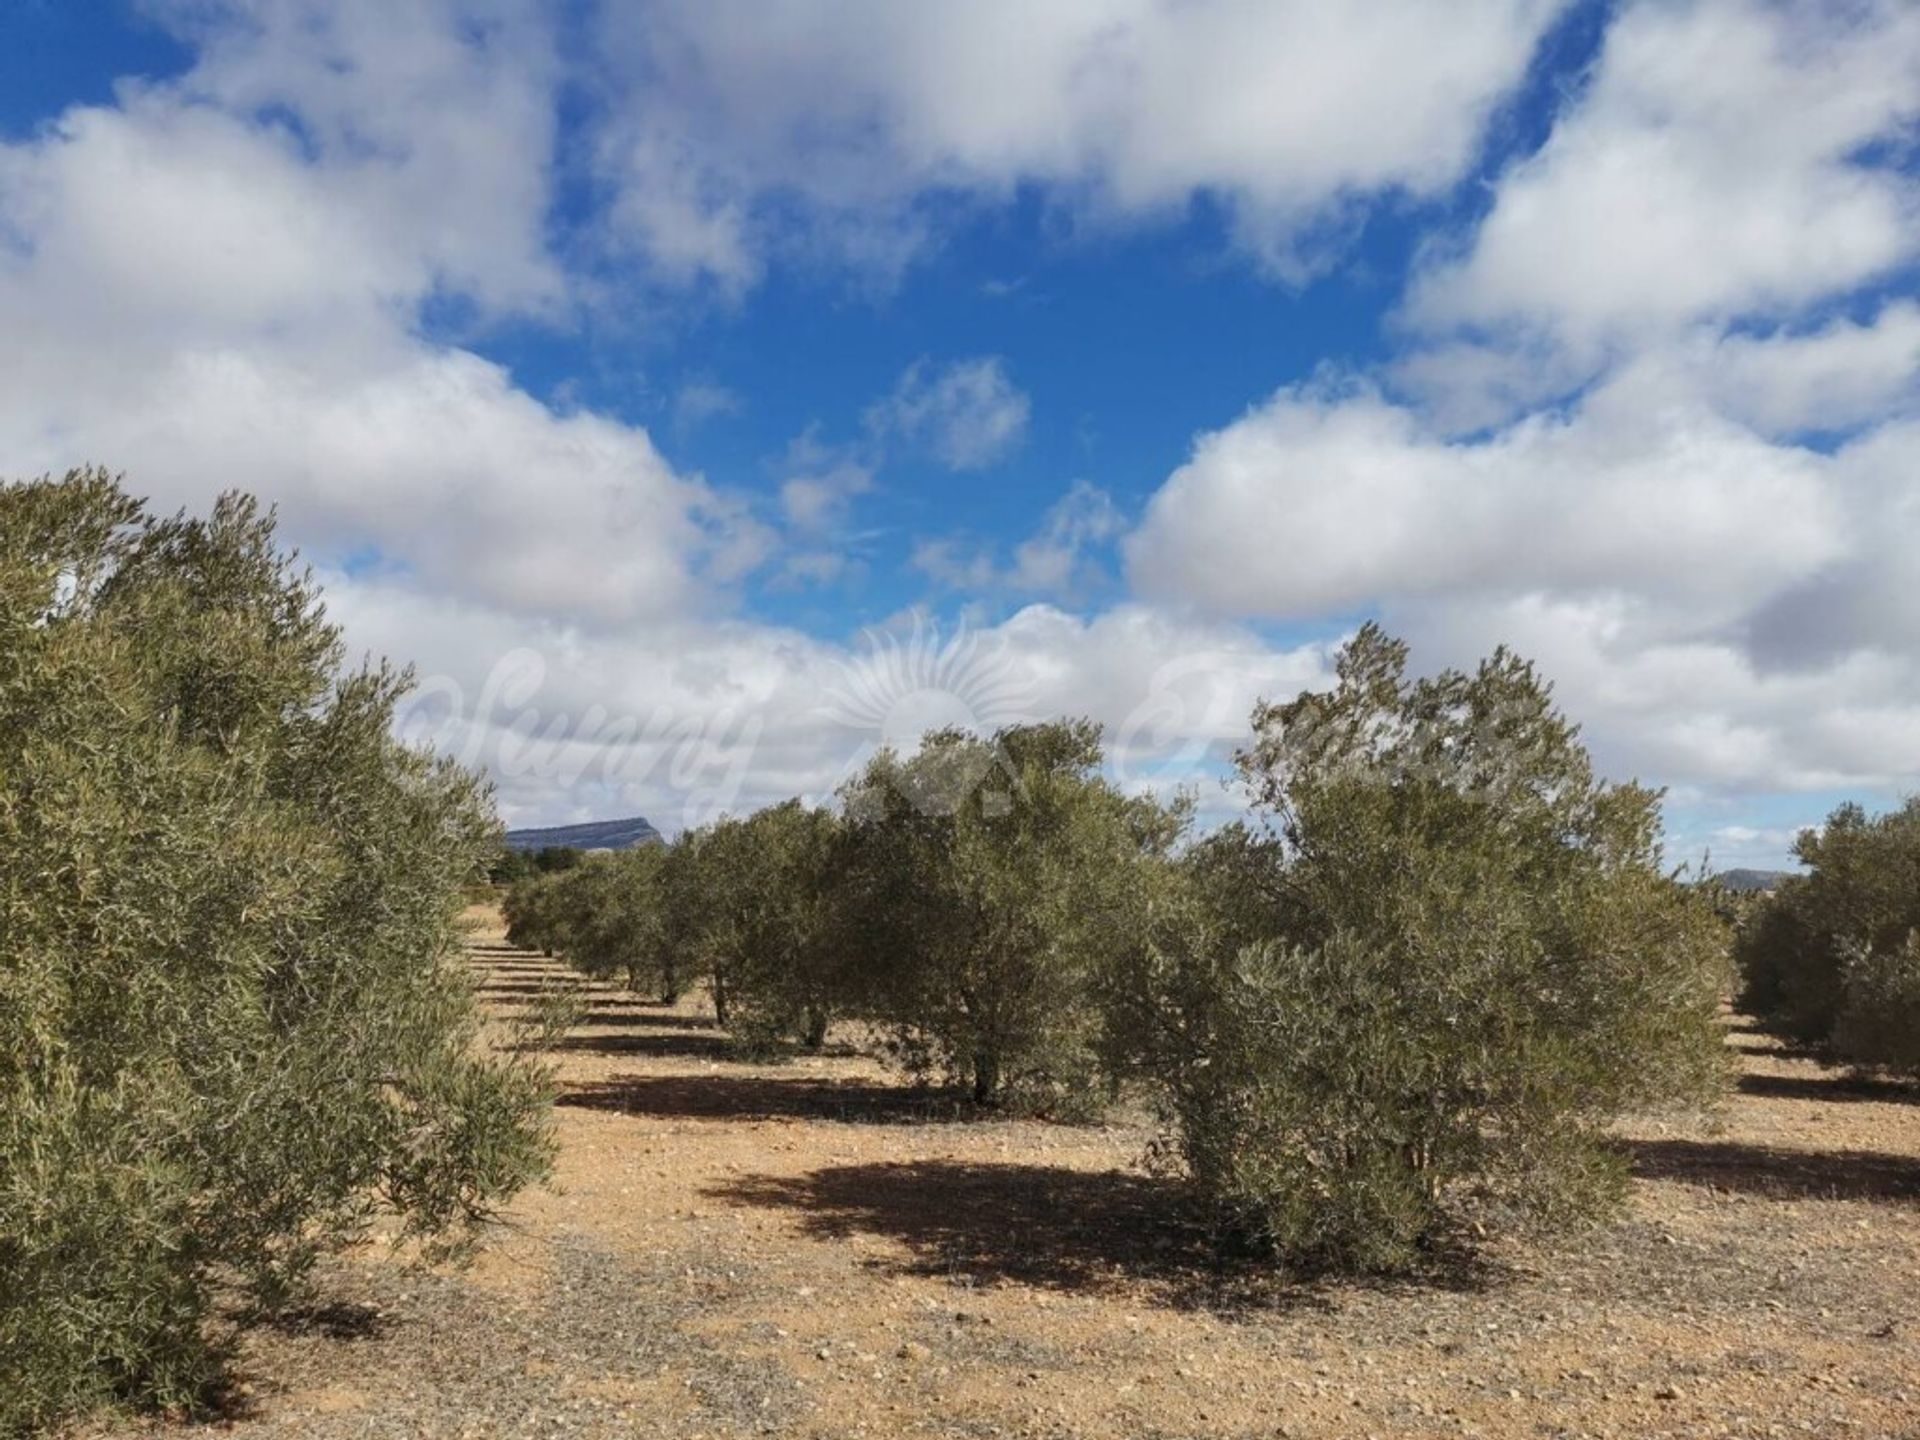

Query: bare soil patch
[92,908,1920,1439]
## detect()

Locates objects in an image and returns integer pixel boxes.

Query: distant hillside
[1715,868,1793,894]
[503,816,662,853]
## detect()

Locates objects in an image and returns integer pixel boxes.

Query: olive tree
[551,848,686,1001]
[841,720,1177,1111]
[646,804,847,1049]
[503,867,567,955]
[665,816,752,1027]
[0,471,554,1432]
[1737,798,1920,1074]
[1112,626,1729,1272]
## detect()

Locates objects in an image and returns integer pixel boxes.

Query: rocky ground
[94,909,1920,1439]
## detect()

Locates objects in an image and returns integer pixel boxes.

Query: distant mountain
[503,816,662,853]
[1714,868,1793,894]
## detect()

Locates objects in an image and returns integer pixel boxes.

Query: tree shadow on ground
[702,1159,1467,1312]
[1738,1071,1920,1105]
[256,1300,389,1341]
[1628,1138,1920,1201]
[559,1074,996,1125]
[1725,1035,1836,1064]
[548,1032,735,1060]
[472,979,601,996]
[1721,1020,1828,1062]
[568,1008,720,1030]
[471,977,719,1021]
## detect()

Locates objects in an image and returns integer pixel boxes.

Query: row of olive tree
[506,719,1164,1102]
[507,625,1730,1273]
[1735,799,1920,1076]
[1,473,556,1436]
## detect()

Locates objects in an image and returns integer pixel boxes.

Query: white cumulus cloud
[1409,0,1920,351]
[874,357,1032,471]
[1124,361,1920,803]
[0,0,767,627]
[1126,372,1843,622]
[589,0,1568,286]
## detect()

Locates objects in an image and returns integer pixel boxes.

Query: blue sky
[3,0,1917,863]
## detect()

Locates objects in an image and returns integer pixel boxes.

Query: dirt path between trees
[97,907,1920,1439]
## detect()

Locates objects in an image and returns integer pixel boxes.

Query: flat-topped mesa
[504,816,662,853]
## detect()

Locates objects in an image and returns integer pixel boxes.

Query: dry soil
[93,906,1920,1439]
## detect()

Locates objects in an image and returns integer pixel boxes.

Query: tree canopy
[0,471,554,1432]
[1737,798,1920,1075]
[1111,625,1730,1270]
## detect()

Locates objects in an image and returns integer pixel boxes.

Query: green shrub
[569,851,666,996]
[1733,894,1840,1044]
[677,802,847,1050]
[1112,626,1729,1272]
[1738,799,1920,1073]
[1830,931,1920,1076]
[509,859,602,966]
[840,720,1181,1112]
[0,471,554,1434]
[502,868,565,955]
